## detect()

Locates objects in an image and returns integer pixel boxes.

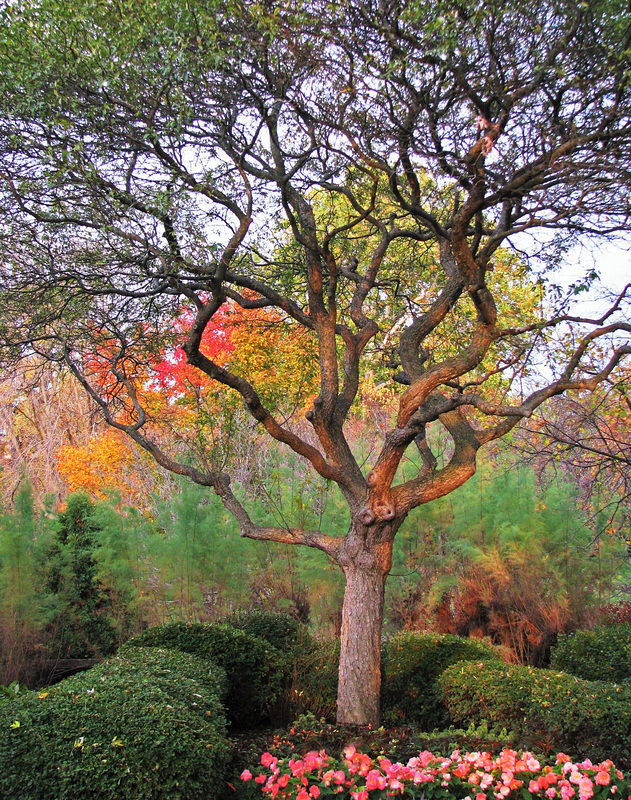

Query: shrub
[126,622,286,727]
[440,660,631,768]
[222,610,303,651]
[288,634,339,723]
[381,632,501,729]
[0,648,228,800]
[550,623,631,682]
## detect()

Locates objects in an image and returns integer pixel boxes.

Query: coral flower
[595,772,611,786]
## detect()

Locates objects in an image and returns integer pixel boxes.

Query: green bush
[550,623,631,682]
[0,648,228,800]
[226,622,339,727]
[440,660,631,768]
[222,610,303,651]
[126,622,286,727]
[381,632,501,729]
[289,634,339,723]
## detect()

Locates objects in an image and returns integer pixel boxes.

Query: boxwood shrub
[381,632,501,729]
[126,622,286,727]
[0,648,228,800]
[222,610,303,651]
[550,623,631,682]
[440,660,631,768]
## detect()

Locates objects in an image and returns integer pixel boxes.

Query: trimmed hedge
[226,619,339,726]
[550,623,631,682]
[126,622,286,727]
[381,632,501,729]
[440,660,631,768]
[0,648,228,800]
[222,610,303,651]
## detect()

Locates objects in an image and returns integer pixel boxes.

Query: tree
[0,0,630,724]
[388,459,625,664]
[515,376,631,550]
[0,362,99,503]
[43,493,121,658]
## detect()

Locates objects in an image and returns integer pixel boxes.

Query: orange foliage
[56,430,136,499]
[56,303,319,502]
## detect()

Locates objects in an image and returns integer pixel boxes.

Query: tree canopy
[0,0,630,724]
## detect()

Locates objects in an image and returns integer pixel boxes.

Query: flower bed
[239,746,630,800]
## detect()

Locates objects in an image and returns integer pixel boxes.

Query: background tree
[0,484,53,685]
[0,0,630,724]
[387,459,626,664]
[515,374,631,554]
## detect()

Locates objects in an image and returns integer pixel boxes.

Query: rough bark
[336,528,395,726]
[337,562,388,726]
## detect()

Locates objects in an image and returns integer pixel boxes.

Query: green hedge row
[381,631,501,729]
[126,621,287,727]
[124,617,504,732]
[440,659,631,768]
[220,610,339,724]
[223,609,303,651]
[551,623,631,682]
[0,648,228,800]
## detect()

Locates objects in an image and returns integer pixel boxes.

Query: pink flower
[261,753,275,768]
[596,772,611,786]
[454,764,470,778]
[309,787,320,798]
[366,770,387,791]
[241,770,253,781]
[304,751,327,772]
[416,751,436,768]
[255,774,266,784]
[579,777,593,800]
[546,790,557,798]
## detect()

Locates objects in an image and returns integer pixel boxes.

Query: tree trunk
[336,561,388,726]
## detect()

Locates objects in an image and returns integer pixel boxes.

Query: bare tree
[0,0,630,724]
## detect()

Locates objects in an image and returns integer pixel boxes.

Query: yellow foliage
[56,430,135,499]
